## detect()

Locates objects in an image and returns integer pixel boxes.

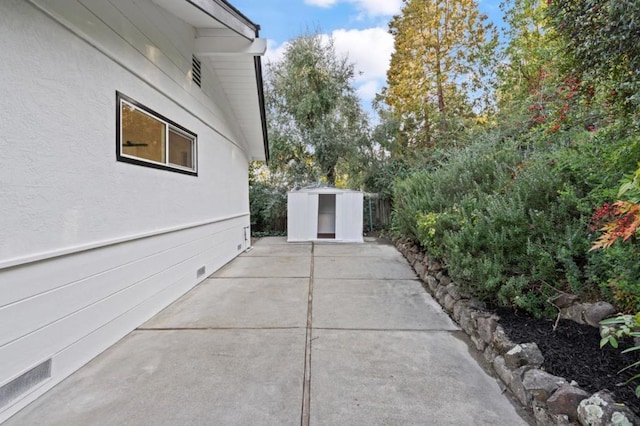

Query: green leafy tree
[265,32,369,186]
[497,0,558,125]
[547,0,640,114]
[352,96,405,196]
[496,0,600,134]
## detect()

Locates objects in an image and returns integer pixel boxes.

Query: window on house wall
[116,92,197,175]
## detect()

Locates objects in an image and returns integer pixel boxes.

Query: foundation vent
[192,55,202,88]
[0,359,52,408]
[197,266,206,278]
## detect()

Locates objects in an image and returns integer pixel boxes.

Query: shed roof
[288,187,363,195]
[152,0,269,161]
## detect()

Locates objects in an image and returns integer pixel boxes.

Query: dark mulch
[492,307,640,415]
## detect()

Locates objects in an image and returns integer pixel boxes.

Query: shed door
[287,192,308,242]
[317,194,336,239]
[335,193,364,242]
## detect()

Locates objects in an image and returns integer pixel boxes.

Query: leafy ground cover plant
[599,314,640,397]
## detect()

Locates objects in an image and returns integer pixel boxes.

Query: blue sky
[231,0,505,108]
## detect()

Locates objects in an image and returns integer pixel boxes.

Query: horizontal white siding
[0,216,247,344]
[0,216,249,422]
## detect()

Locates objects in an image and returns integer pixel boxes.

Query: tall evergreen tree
[384,0,495,154]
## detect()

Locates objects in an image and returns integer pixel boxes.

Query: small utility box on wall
[287,188,364,243]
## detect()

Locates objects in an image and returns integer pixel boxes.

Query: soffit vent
[0,359,52,408]
[192,55,202,88]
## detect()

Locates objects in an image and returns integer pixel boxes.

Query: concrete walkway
[6,237,530,425]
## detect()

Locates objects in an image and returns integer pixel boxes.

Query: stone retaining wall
[395,238,639,426]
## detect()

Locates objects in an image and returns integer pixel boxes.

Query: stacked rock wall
[395,238,639,426]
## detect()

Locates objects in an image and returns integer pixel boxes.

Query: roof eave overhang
[153,0,270,162]
[187,0,258,40]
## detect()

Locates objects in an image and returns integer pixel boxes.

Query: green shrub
[415,209,464,258]
[392,136,521,242]
[391,122,640,317]
[249,181,287,234]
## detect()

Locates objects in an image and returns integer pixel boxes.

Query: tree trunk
[326,165,336,186]
[435,51,448,134]
[435,49,446,114]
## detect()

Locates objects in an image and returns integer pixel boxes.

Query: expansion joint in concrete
[311,327,458,333]
[135,327,304,331]
[301,243,314,426]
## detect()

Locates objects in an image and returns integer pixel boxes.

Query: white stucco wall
[0,0,259,420]
[0,0,251,264]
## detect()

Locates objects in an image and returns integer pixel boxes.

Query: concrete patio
[5,237,531,425]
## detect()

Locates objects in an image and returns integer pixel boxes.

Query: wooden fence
[363,195,392,231]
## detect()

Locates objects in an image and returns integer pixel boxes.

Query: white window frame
[116,91,198,176]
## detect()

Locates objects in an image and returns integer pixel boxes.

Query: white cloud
[305,0,402,17]
[313,27,394,105]
[264,39,288,66]
[304,0,338,7]
[356,80,380,102]
[331,27,394,83]
[349,0,402,17]
[332,27,394,104]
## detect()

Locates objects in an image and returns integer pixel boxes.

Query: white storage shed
[287,188,364,243]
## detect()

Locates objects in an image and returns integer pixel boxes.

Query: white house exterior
[287,188,364,243]
[0,0,268,421]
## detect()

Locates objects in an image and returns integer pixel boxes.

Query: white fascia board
[151,0,258,40]
[187,0,257,39]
